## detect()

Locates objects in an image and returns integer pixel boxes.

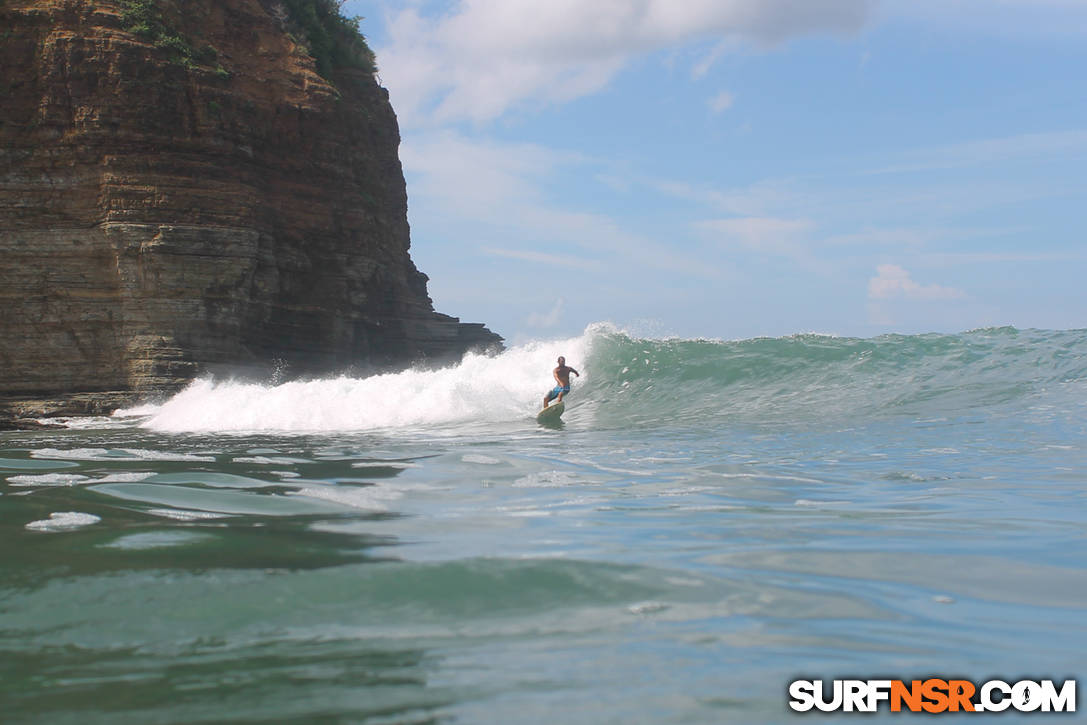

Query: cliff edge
[0,0,502,419]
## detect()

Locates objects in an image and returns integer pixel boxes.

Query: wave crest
[129,325,1087,433]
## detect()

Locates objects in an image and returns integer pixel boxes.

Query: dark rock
[0,418,68,431]
[0,0,503,417]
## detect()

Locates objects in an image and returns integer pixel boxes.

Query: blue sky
[343,0,1087,343]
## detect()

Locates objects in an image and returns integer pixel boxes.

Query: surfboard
[536,401,565,424]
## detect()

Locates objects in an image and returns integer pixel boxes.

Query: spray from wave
[125,324,1087,433]
[127,330,593,433]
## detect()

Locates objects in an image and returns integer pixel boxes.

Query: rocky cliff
[0,0,501,419]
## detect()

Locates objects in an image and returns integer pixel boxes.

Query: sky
[342,0,1087,344]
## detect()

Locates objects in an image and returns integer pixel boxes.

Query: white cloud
[867,129,1087,176]
[642,142,1083,228]
[824,227,934,248]
[698,216,812,254]
[399,130,582,218]
[653,176,801,217]
[879,0,1087,39]
[482,248,597,269]
[402,130,725,281]
[376,0,873,125]
[527,297,565,327]
[708,90,735,113]
[822,225,1026,248]
[867,264,966,300]
[922,251,1086,265]
[691,39,737,79]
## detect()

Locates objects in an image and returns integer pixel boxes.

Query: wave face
[584,325,1087,428]
[134,324,1087,433]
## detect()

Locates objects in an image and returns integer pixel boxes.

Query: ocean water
[2,324,1086,723]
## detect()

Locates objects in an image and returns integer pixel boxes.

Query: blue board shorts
[545,385,571,403]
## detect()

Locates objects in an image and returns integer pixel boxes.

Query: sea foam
[132,330,592,433]
[25,512,101,532]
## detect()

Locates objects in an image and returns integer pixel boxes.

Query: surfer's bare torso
[543,356,579,408]
[554,365,577,387]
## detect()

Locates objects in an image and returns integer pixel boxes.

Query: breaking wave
[127,324,1087,433]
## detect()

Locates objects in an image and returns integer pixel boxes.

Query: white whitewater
[128,330,593,433]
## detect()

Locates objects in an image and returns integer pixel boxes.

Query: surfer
[543,356,580,408]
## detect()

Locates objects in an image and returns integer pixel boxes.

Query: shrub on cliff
[118,0,374,81]
[282,0,377,79]
[120,0,224,73]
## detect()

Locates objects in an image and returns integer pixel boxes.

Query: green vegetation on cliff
[120,0,226,74]
[119,0,374,81]
[282,0,377,79]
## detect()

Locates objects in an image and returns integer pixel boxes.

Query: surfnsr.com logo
[788,679,1076,713]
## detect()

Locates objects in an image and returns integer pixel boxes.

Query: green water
[2,326,1086,722]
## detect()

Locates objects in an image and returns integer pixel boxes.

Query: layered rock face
[0,0,501,416]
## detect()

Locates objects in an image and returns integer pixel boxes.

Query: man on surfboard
[543,356,580,409]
